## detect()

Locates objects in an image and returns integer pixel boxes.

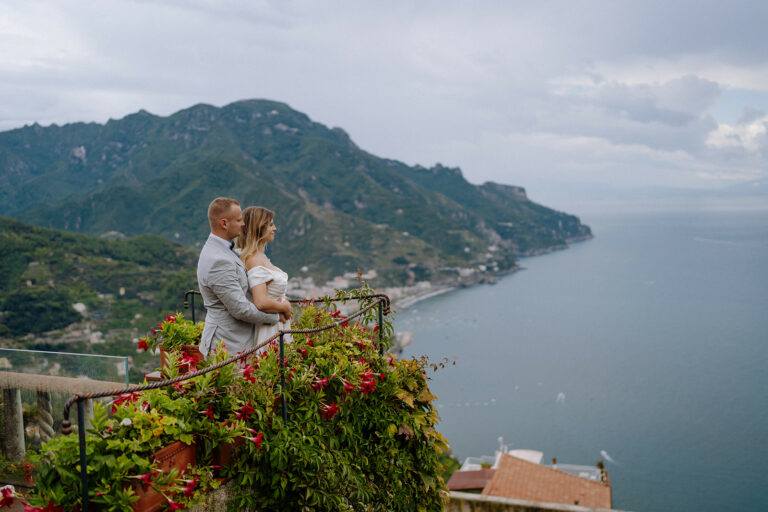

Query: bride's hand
[280,298,293,321]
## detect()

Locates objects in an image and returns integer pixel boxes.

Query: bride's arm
[251,283,293,317]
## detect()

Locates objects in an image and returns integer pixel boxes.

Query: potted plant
[139,312,204,376]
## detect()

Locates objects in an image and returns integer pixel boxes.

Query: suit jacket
[197,234,278,356]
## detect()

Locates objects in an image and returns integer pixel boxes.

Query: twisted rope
[61,295,390,434]
[37,391,54,443]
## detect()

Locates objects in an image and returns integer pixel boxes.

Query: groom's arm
[208,259,278,325]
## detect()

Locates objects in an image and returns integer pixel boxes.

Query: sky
[1,0,767,212]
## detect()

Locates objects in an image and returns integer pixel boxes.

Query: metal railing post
[279,333,288,425]
[77,398,89,511]
[184,290,199,323]
[378,300,384,355]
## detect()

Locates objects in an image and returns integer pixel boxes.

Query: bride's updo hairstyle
[237,206,275,262]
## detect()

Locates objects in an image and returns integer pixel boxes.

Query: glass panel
[0,348,129,387]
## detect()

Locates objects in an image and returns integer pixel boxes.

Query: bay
[396,210,768,512]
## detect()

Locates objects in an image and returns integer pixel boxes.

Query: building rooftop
[446,467,495,491]
[482,453,612,509]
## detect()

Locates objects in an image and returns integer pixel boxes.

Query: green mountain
[0,99,591,285]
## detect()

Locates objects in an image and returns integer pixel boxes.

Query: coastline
[287,234,593,313]
[390,286,456,310]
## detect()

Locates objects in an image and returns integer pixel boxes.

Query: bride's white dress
[247,265,292,347]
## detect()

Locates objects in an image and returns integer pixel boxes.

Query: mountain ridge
[0,99,591,285]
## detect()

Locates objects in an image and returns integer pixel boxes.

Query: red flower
[340,317,349,327]
[138,470,159,487]
[182,476,199,497]
[322,403,340,420]
[165,315,177,323]
[0,486,15,507]
[25,501,63,512]
[151,329,158,335]
[110,392,140,414]
[307,339,314,347]
[359,371,377,395]
[342,380,354,395]
[360,380,376,395]
[376,373,386,381]
[388,358,395,367]
[299,348,308,357]
[201,405,215,420]
[247,432,264,450]
[312,377,329,391]
[236,400,255,420]
[242,364,256,383]
[331,310,341,318]
[137,338,149,351]
[373,325,380,332]
[180,353,199,371]
[168,500,185,511]
[172,381,186,393]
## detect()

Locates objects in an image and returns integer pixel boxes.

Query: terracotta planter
[131,441,196,512]
[212,436,245,475]
[160,345,203,376]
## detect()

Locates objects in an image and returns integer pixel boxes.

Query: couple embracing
[197,197,293,357]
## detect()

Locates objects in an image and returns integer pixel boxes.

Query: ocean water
[395,210,768,512]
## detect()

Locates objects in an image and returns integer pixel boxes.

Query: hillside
[0,99,591,286]
[0,217,197,367]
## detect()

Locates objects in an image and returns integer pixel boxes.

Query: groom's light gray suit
[197,234,277,356]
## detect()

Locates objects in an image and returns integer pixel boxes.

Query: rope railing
[60,292,391,511]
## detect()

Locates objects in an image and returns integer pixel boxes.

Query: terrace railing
[57,291,391,511]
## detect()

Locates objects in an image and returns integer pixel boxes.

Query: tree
[1,286,81,335]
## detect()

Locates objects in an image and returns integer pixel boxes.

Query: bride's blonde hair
[236,206,275,262]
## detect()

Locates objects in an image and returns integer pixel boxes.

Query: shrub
[23,287,449,511]
[1,286,81,335]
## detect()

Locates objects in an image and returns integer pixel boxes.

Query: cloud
[0,0,767,211]
[706,115,768,152]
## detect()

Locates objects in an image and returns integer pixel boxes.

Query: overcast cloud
[1,0,767,211]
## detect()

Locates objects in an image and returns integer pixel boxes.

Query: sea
[395,208,768,512]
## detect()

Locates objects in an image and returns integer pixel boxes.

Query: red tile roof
[446,468,495,491]
[482,454,612,509]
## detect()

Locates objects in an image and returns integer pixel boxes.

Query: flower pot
[160,345,203,377]
[212,436,245,476]
[131,441,196,512]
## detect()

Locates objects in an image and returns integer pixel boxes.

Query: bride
[235,206,293,348]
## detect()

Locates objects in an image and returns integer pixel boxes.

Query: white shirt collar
[208,233,233,250]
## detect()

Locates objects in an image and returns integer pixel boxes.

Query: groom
[197,197,278,357]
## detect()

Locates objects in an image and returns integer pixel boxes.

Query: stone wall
[447,492,625,511]
[188,487,627,511]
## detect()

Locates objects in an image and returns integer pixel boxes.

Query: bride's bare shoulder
[244,253,269,270]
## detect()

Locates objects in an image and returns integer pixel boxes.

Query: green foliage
[224,286,445,511]
[0,216,198,341]
[27,290,449,511]
[138,312,203,352]
[1,286,81,335]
